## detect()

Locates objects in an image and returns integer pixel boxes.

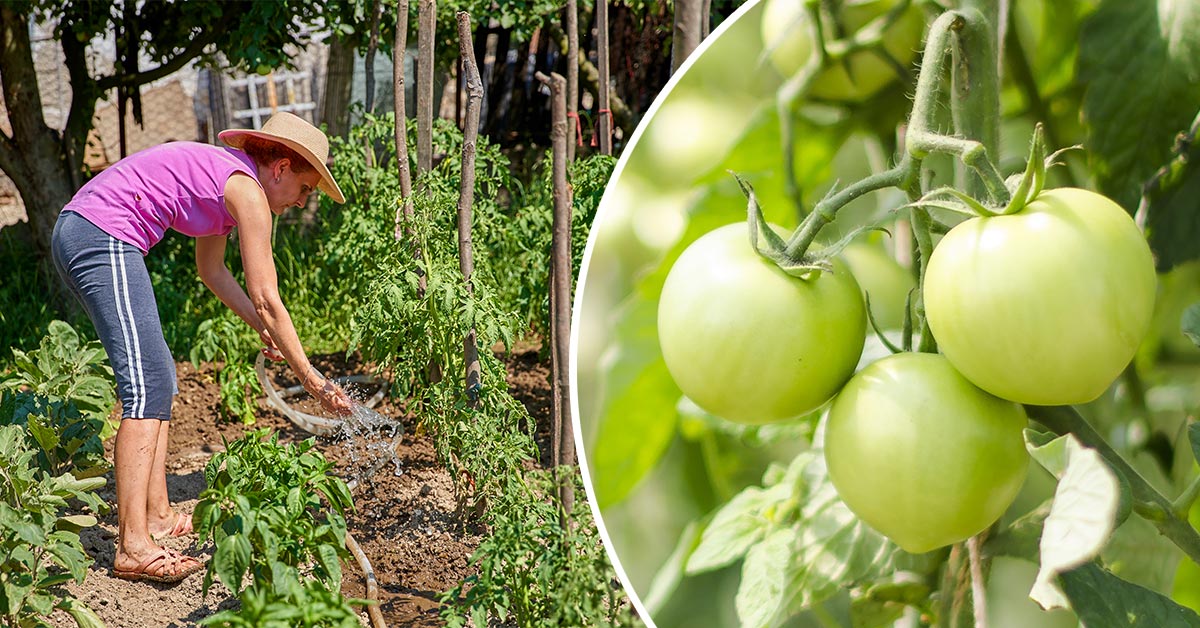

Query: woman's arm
[222,173,352,415]
[195,235,283,360]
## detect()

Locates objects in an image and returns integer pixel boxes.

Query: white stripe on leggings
[116,242,147,417]
[108,239,139,417]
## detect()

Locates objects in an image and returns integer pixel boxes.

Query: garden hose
[253,352,395,435]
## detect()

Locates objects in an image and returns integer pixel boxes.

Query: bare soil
[50,345,553,628]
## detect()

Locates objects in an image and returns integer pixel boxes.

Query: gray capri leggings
[51,210,176,420]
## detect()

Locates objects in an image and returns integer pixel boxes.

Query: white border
[569,2,765,625]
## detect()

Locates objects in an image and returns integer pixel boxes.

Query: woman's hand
[302,368,354,416]
[258,328,284,361]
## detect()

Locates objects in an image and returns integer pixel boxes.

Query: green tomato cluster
[656,186,1156,554]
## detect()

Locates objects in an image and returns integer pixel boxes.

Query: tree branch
[95,26,222,92]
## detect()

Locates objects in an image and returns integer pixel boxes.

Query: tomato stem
[909,205,938,354]
[947,6,1001,200]
[1172,474,1200,520]
[906,10,1010,207]
[777,0,915,219]
[782,157,916,260]
[966,536,989,628]
[1027,404,1200,566]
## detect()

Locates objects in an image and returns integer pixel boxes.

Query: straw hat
[218,112,345,204]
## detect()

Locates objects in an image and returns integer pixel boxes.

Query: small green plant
[189,314,263,425]
[0,320,114,478]
[0,425,106,628]
[198,574,368,628]
[194,429,353,595]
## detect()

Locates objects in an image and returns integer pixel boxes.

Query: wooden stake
[417,0,436,175]
[456,11,483,410]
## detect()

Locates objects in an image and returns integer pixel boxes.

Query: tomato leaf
[687,483,791,573]
[1183,303,1200,348]
[735,526,797,628]
[1079,0,1200,212]
[780,450,900,617]
[1058,561,1200,627]
[1144,114,1200,271]
[1025,433,1121,610]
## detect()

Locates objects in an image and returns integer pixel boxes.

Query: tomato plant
[924,187,1157,405]
[824,352,1028,553]
[657,222,866,425]
[759,0,925,102]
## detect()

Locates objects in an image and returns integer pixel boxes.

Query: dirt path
[50,346,551,627]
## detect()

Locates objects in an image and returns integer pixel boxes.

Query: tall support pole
[393,0,414,242]
[536,69,576,523]
[417,0,437,175]
[455,12,483,410]
[565,0,579,161]
[596,0,612,155]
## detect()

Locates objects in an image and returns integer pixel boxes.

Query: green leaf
[1079,0,1200,212]
[1059,562,1200,626]
[214,533,252,593]
[62,598,107,628]
[1145,116,1200,271]
[590,302,681,510]
[780,452,900,618]
[735,526,797,628]
[1027,434,1121,610]
[1184,303,1200,347]
[687,483,792,573]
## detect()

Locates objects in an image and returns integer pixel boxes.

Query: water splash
[327,385,406,484]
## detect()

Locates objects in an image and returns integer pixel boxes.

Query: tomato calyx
[906,124,1081,219]
[734,173,886,280]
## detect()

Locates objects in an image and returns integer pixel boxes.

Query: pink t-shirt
[63,142,261,254]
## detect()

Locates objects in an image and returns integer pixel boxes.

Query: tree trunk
[596,0,612,156]
[0,6,76,292]
[417,0,437,175]
[455,12,483,410]
[565,0,579,161]
[671,0,703,73]
[536,69,576,522]
[322,37,355,138]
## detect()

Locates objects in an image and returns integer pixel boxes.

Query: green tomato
[657,222,866,424]
[841,241,914,330]
[825,352,1028,553]
[924,187,1156,405]
[760,0,925,102]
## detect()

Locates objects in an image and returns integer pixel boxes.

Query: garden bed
[50,345,552,628]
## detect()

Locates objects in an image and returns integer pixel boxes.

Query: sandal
[113,548,204,584]
[151,511,194,540]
